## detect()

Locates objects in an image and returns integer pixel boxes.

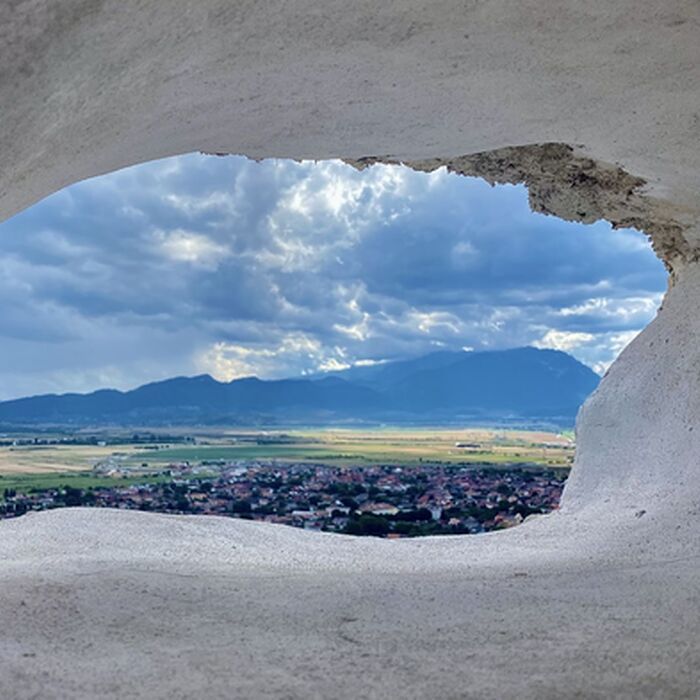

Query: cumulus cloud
[0,154,666,399]
[154,229,230,268]
[534,330,596,352]
[195,332,350,381]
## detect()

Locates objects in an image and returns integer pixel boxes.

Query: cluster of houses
[0,461,566,536]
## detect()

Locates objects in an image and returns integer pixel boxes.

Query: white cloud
[195,332,349,381]
[534,330,596,352]
[558,295,661,322]
[353,358,388,367]
[154,229,229,268]
[410,310,462,335]
[534,328,643,376]
[316,357,352,373]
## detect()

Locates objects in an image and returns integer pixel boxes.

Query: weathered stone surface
[2,1,700,698]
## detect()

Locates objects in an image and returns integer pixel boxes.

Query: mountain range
[0,347,600,427]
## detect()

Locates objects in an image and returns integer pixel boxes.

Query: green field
[0,471,173,497]
[129,443,568,467]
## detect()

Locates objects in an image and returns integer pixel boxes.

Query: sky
[0,154,667,400]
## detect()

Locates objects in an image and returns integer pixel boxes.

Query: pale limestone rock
[2,2,700,698]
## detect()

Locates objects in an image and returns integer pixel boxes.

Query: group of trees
[341,512,479,537]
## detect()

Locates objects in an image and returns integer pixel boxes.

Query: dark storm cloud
[0,154,666,398]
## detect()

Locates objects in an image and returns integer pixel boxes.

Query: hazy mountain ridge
[0,347,599,427]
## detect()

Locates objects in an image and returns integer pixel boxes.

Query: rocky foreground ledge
[0,507,698,699]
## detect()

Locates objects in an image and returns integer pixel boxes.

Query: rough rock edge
[346,143,689,273]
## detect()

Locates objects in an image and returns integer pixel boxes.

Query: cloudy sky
[0,154,666,400]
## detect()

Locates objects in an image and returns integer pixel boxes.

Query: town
[0,461,566,536]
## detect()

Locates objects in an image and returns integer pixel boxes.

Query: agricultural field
[0,443,145,474]
[0,427,574,500]
[0,471,174,498]
[127,428,574,468]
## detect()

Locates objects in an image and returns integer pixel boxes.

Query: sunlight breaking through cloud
[0,154,666,398]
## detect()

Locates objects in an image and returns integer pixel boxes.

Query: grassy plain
[0,444,146,474]
[0,471,173,497]
[127,428,573,468]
